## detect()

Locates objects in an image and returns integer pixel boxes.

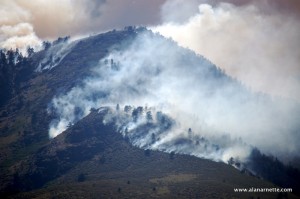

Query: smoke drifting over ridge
[48,31,300,163]
[2,0,299,99]
[154,0,300,100]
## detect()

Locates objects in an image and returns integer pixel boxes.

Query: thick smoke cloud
[48,31,300,163]
[0,23,41,53]
[153,0,300,100]
[0,0,165,52]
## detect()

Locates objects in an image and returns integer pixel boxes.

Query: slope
[0,28,138,173]
[2,108,297,199]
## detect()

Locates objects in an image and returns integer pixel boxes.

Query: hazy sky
[1,0,299,40]
[1,0,300,99]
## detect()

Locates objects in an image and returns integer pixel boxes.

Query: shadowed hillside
[2,108,297,199]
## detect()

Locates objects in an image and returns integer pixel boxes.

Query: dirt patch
[150,173,198,185]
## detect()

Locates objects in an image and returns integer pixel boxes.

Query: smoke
[153,0,300,100]
[0,22,41,54]
[2,0,299,94]
[2,0,299,165]
[48,30,300,164]
[0,0,166,52]
[36,38,76,72]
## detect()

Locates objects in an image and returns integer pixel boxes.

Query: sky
[1,0,300,100]
[1,0,299,39]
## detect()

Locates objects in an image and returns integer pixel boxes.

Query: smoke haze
[48,31,300,164]
[0,0,165,51]
[153,0,300,100]
[1,0,299,99]
[2,0,300,164]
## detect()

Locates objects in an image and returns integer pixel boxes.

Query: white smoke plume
[48,31,300,164]
[36,37,77,72]
[153,0,300,100]
[0,23,41,54]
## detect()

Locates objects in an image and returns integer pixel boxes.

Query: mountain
[0,27,299,198]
